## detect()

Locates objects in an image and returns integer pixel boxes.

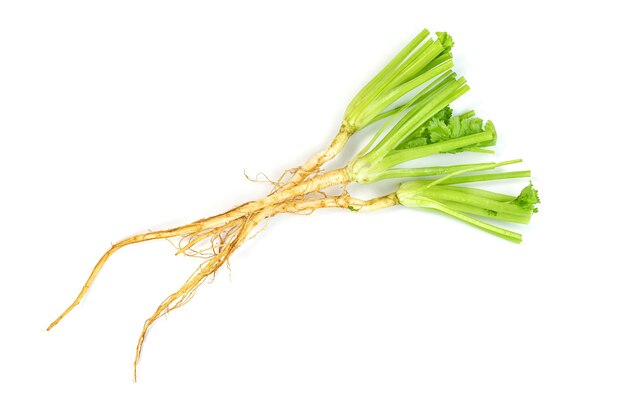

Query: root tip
[46,318,60,331]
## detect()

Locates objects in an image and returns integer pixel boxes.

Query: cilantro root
[47,29,540,379]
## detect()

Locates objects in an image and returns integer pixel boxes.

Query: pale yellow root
[270,125,353,194]
[48,168,352,331]
[177,192,397,257]
[194,168,351,230]
[177,219,244,257]
[47,217,248,330]
[276,193,398,213]
[132,193,398,379]
[46,224,204,331]
[133,207,272,381]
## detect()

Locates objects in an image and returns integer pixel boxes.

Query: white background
[1,1,624,416]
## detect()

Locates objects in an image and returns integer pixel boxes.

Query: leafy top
[396,107,496,152]
[514,183,540,213]
[395,171,539,243]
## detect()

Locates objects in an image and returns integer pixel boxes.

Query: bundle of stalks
[47,30,539,380]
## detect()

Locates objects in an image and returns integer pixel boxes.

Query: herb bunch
[48,29,540,379]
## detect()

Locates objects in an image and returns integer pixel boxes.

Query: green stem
[419,52,453,74]
[432,170,531,185]
[434,185,516,202]
[465,147,495,154]
[365,71,457,127]
[415,188,531,217]
[405,197,523,243]
[438,200,532,224]
[372,131,493,173]
[388,41,444,89]
[356,71,457,158]
[365,77,468,160]
[366,160,521,183]
[360,61,454,125]
[345,29,430,118]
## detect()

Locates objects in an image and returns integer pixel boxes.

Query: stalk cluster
[47,29,540,379]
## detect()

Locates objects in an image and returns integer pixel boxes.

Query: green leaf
[394,107,495,154]
[395,106,452,149]
[514,182,540,213]
[427,117,452,142]
[450,116,483,138]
